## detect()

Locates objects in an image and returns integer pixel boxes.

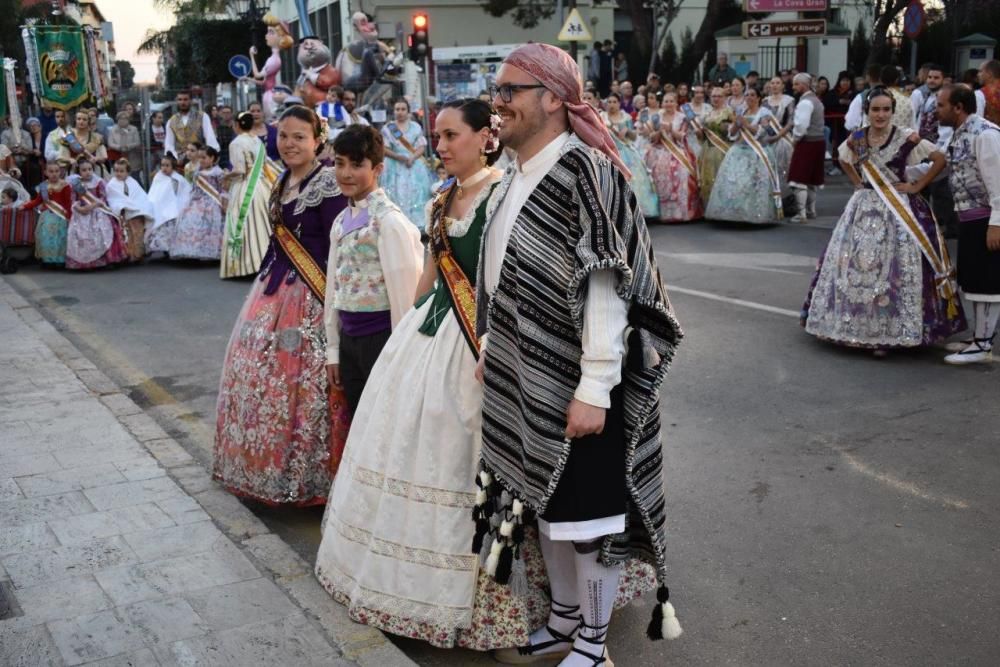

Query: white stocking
[524,533,579,654]
[559,540,620,666]
[974,302,1000,343]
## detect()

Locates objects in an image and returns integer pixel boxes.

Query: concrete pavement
[0,280,414,667]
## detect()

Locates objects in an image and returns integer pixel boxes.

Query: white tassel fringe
[663,602,683,640]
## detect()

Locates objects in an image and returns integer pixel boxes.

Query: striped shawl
[473,136,683,593]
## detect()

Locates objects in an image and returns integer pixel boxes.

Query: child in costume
[65,157,128,270]
[146,155,192,255]
[106,158,155,262]
[171,146,227,261]
[21,161,72,265]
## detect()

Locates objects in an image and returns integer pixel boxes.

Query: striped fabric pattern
[477,137,683,582]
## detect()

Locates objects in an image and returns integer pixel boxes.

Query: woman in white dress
[220,112,275,278]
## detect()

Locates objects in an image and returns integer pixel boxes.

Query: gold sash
[429,183,480,358]
[691,117,730,155]
[274,223,327,301]
[195,174,225,209]
[45,198,69,221]
[81,192,121,222]
[739,127,784,220]
[660,133,696,177]
[859,159,960,316]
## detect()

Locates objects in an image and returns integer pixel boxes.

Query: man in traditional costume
[788,73,826,222]
[43,109,70,163]
[163,90,219,160]
[912,64,958,237]
[938,85,1000,365]
[978,60,1000,126]
[473,43,684,666]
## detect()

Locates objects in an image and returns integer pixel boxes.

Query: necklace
[455,168,490,199]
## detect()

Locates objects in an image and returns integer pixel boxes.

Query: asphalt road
[6,180,1000,666]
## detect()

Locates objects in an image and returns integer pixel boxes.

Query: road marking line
[667,284,800,319]
[833,445,970,510]
[8,273,216,453]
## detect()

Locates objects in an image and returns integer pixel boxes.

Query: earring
[480,149,487,167]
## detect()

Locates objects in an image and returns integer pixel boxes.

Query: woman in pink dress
[250,15,294,120]
[644,91,703,222]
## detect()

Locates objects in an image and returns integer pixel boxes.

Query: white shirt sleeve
[324,215,342,364]
[792,98,813,139]
[44,130,61,162]
[911,89,924,128]
[163,123,177,159]
[844,94,864,132]
[202,113,220,151]
[975,129,1000,227]
[574,270,629,409]
[377,212,425,327]
[976,90,986,117]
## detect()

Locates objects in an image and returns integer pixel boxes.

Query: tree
[867,0,909,67]
[139,16,266,88]
[678,0,747,84]
[848,19,870,76]
[659,34,679,83]
[115,60,135,89]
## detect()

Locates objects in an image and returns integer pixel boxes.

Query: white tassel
[479,471,492,487]
[485,540,503,575]
[499,519,513,537]
[662,602,683,640]
[475,488,487,506]
[511,499,523,516]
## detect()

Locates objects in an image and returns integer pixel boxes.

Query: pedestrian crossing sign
[557,8,592,42]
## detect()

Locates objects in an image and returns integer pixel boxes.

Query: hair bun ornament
[318,121,330,145]
[485,113,503,153]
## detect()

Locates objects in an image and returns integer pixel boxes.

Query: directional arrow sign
[744,0,828,11]
[742,19,827,39]
[557,7,592,42]
[228,55,252,80]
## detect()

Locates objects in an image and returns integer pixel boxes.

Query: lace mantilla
[293,166,341,216]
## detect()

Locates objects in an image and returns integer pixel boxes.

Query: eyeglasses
[488,83,547,103]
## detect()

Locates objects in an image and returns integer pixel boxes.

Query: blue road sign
[229,55,253,79]
[903,1,925,39]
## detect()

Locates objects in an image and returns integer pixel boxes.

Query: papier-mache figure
[249,14,294,120]
[335,12,392,97]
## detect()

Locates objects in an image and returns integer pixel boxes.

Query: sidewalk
[0,279,415,667]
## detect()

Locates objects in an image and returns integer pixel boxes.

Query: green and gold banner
[26,26,91,110]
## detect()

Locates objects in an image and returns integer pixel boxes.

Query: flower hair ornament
[485,112,502,154]
[317,121,330,146]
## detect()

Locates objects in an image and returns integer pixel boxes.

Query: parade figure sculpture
[250,15,294,120]
[290,0,340,107]
[336,12,391,97]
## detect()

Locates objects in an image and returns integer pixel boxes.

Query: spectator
[21,118,45,193]
[708,53,737,85]
[646,72,661,94]
[107,111,142,180]
[587,41,602,84]
[979,60,1000,125]
[880,64,913,128]
[149,111,166,173]
[823,73,854,174]
[780,69,793,95]
[620,80,635,113]
[598,39,614,96]
[746,70,760,92]
[677,82,690,104]
[38,105,58,141]
[844,63,882,131]
[216,105,235,170]
[615,51,629,83]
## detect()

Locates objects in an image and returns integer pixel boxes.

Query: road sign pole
[910,39,918,80]
[569,0,578,61]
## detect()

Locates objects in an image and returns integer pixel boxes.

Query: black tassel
[646,586,669,640]
[512,523,525,545]
[495,544,514,584]
[472,519,489,554]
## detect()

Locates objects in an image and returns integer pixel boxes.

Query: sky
[99,0,176,84]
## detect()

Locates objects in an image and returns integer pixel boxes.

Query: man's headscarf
[504,42,630,178]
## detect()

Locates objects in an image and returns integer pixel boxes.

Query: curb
[0,277,417,667]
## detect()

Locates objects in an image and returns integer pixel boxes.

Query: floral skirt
[66,212,128,270]
[213,278,351,506]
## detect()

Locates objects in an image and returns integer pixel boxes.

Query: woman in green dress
[697,85,736,205]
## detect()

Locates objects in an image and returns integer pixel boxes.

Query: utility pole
[569,0,578,60]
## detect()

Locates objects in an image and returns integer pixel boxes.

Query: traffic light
[410,12,429,62]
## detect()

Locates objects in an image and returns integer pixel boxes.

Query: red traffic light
[413,14,428,29]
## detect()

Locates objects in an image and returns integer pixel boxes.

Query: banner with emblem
[22,25,91,111]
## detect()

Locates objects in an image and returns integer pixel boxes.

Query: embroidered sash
[274,223,327,301]
[739,127,784,219]
[660,133,696,177]
[429,183,480,358]
[388,122,430,168]
[764,115,795,149]
[81,191,120,222]
[263,158,283,186]
[195,173,225,209]
[859,159,959,316]
[44,197,69,221]
[226,144,266,253]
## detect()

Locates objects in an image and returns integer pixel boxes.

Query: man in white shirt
[844,64,882,132]
[43,109,70,163]
[912,64,957,237]
[788,73,826,221]
[163,90,219,160]
[938,85,1000,365]
[477,43,683,665]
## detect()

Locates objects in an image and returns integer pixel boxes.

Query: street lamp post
[232,0,269,44]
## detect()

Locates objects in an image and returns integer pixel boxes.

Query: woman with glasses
[601,92,659,218]
[801,88,966,355]
[380,98,434,231]
[697,86,735,204]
